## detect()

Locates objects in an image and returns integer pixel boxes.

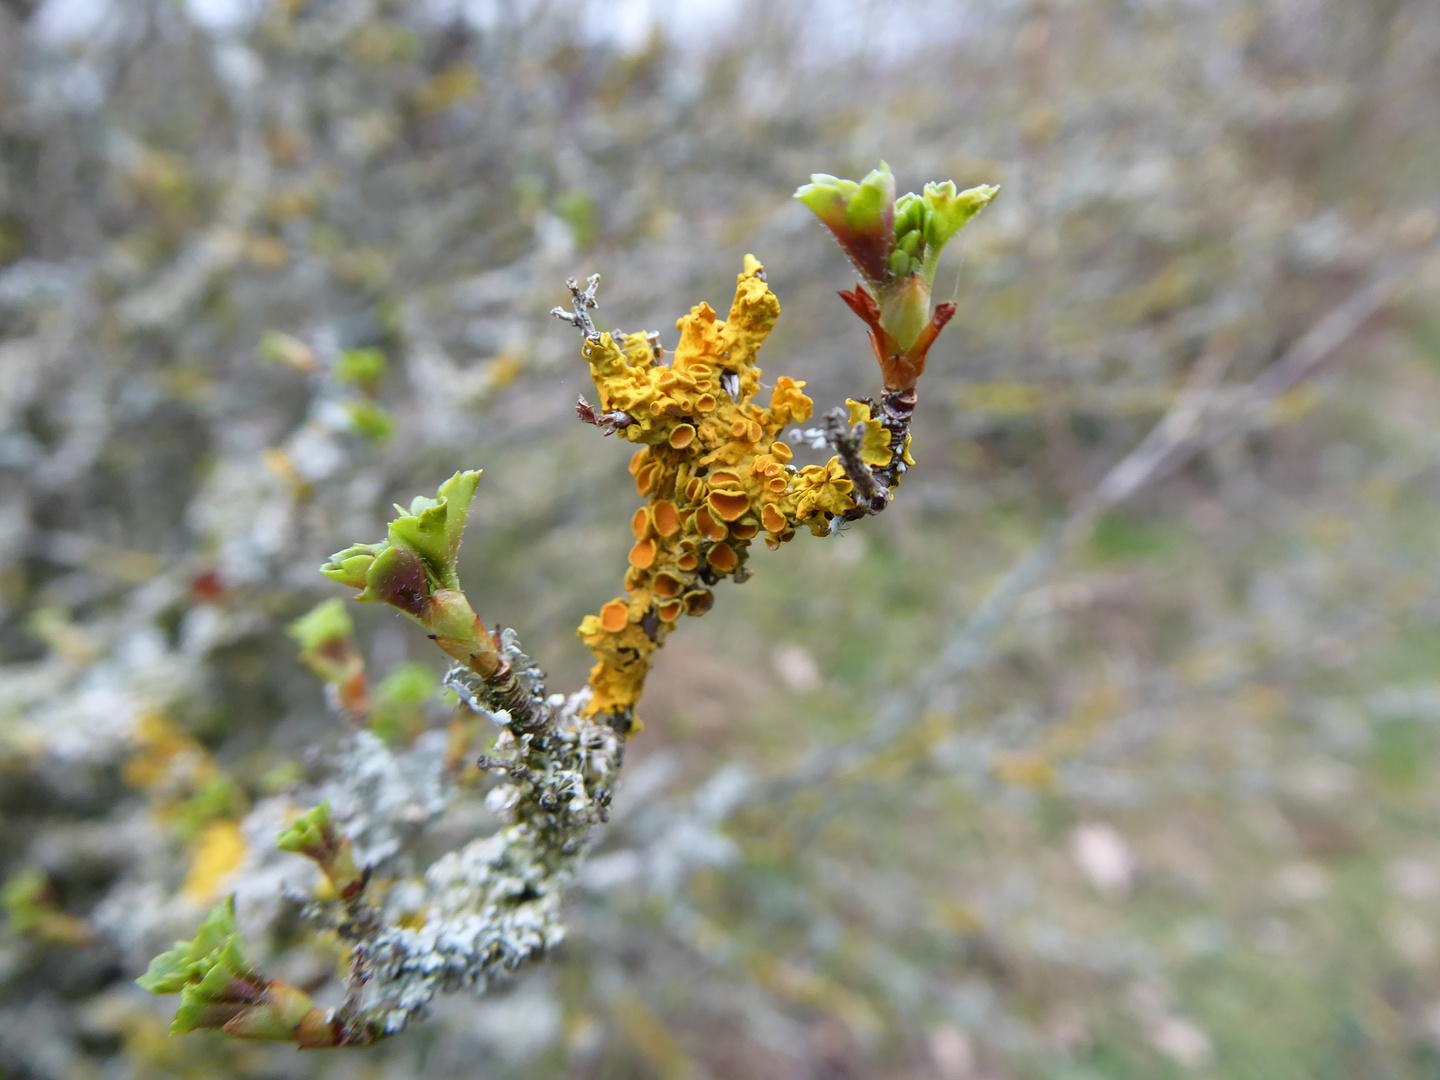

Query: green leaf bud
[359,544,429,615]
[346,401,394,442]
[172,776,246,840]
[334,347,387,391]
[274,801,335,858]
[375,662,438,708]
[256,331,317,372]
[276,801,359,894]
[422,588,481,641]
[219,996,306,1042]
[878,273,933,352]
[1,867,49,934]
[172,995,245,1035]
[287,598,354,655]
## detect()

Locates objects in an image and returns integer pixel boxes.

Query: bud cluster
[286,598,369,720]
[274,801,364,899]
[795,163,998,388]
[320,470,505,679]
[137,898,346,1046]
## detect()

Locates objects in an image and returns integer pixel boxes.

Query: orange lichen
[573,254,879,729]
[706,544,738,572]
[652,500,680,537]
[124,711,218,793]
[628,538,656,569]
[600,600,629,633]
[707,491,750,522]
[693,506,727,541]
[635,460,660,496]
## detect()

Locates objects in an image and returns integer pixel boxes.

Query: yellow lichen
[846,398,894,468]
[574,255,875,728]
[182,820,248,904]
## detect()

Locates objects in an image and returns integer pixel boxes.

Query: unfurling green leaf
[137,897,260,998]
[2,867,51,935]
[322,470,481,600]
[794,163,895,286]
[318,471,501,678]
[917,181,999,283]
[276,802,361,897]
[138,896,340,1045]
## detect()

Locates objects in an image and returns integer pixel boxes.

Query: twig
[823,406,889,513]
[576,393,634,436]
[550,274,602,340]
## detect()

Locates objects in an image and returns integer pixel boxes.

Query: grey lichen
[319,731,451,870]
[287,632,620,1039]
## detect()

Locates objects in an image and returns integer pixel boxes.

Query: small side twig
[819,384,921,519]
[576,393,634,436]
[823,406,889,514]
[550,274,602,340]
